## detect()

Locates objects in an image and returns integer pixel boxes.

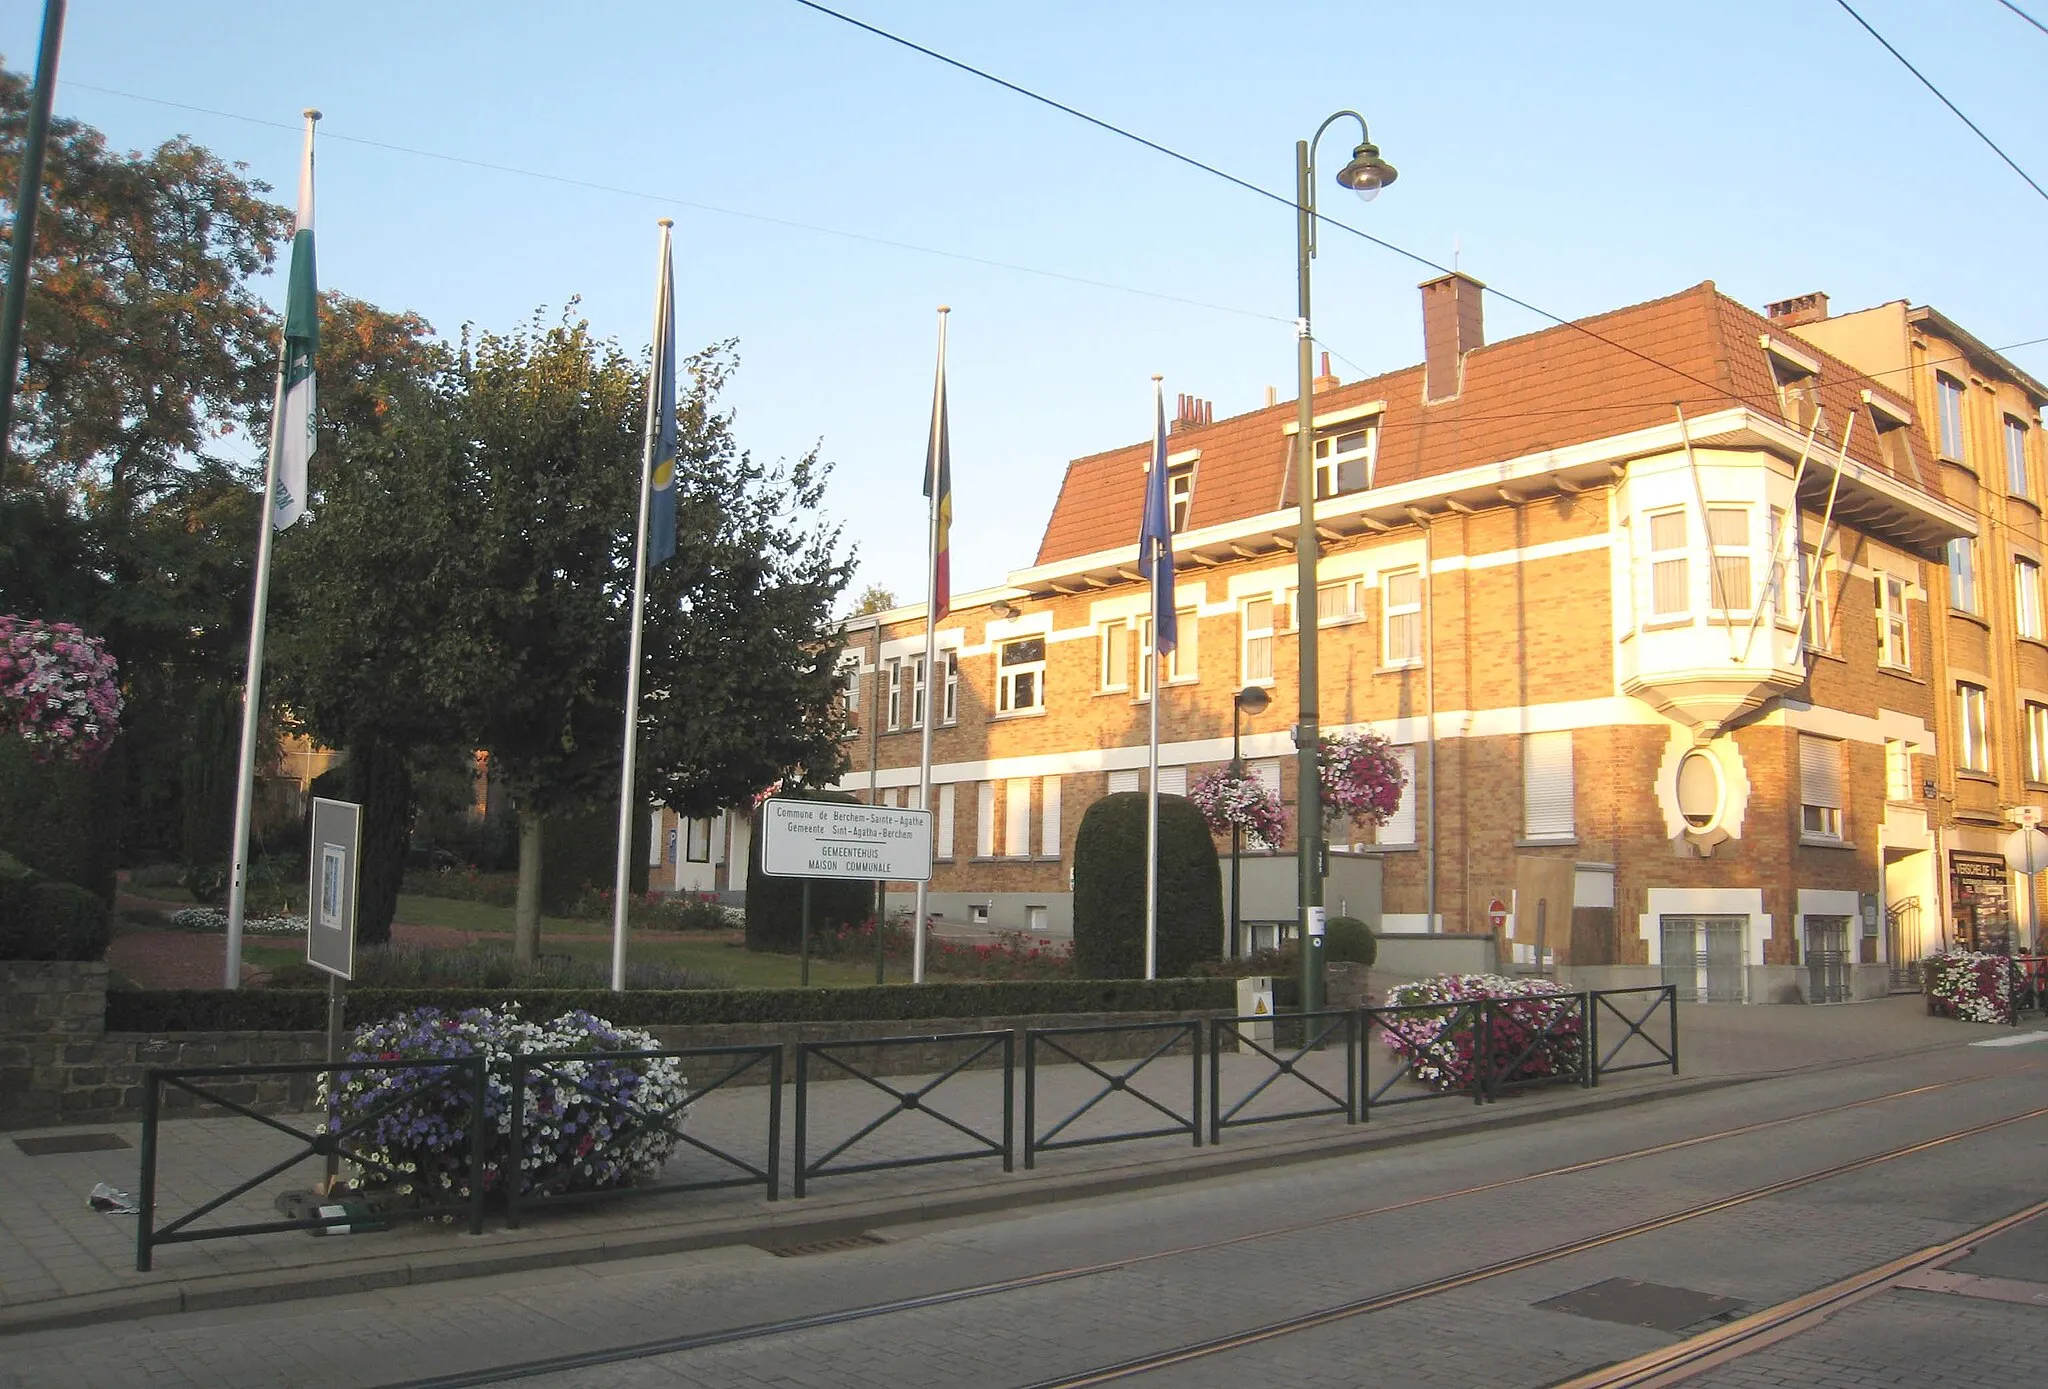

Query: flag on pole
[1138,379,1176,653]
[271,123,319,530]
[647,233,678,566]
[923,335,952,620]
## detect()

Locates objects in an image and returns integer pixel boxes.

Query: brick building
[1786,295,2048,958]
[834,277,1975,1003]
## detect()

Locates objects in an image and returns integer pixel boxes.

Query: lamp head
[1336,140,1397,202]
[1234,685,1272,715]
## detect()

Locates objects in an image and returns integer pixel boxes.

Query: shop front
[1950,853,2012,954]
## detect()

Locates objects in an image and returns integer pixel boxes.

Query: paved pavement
[0,993,2030,1349]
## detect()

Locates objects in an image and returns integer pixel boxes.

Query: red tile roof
[1035,282,1938,566]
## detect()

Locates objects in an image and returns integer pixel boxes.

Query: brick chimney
[1312,351,1339,394]
[1765,291,1830,327]
[1421,272,1485,403]
[1173,393,1213,432]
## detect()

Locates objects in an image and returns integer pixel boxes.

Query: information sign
[759,798,934,882]
[306,798,361,980]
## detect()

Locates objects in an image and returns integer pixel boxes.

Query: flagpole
[912,306,948,985]
[1144,375,1164,981]
[610,219,673,994]
[224,108,318,990]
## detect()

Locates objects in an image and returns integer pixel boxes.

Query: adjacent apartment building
[1785,294,2048,957]
[832,276,1977,1003]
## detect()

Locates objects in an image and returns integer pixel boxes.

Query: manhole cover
[1536,1278,1745,1333]
[767,1234,887,1258]
[13,1132,131,1157]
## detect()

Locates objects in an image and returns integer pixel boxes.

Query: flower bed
[169,907,306,936]
[1924,951,2013,1024]
[808,917,1076,979]
[319,1006,689,1204]
[1379,973,1584,1092]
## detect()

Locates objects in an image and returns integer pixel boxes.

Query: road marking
[1969,1030,2048,1047]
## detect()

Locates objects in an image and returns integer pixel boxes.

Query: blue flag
[1138,379,1176,654]
[647,232,678,567]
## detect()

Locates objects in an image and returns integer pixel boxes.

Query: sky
[6,0,2046,608]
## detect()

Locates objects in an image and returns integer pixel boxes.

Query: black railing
[1360,999,1488,1116]
[1588,985,1680,1082]
[793,1030,1013,1197]
[1482,991,1591,1098]
[137,1055,487,1272]
[504,1043,782,1229]
[1209,1009,1357,1142]
[1023,1019,1200,1169]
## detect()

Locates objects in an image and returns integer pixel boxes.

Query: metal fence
[1209,1009,1357,1142]
[1023,1019,1200,1169]
[504,1043,782,1228]
[1359,999,1488,1116]
[793,1030,1013,1198]
[137,1055,487,1272]
[1481,991,1591,1098]
[1588,985,1680,1083]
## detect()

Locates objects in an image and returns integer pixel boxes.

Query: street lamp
[1230,684,1271,959]
[1294,112,1395,1018]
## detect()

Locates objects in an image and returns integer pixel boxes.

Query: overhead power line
[1995,0,2048,40]
[1832,0,2048,204]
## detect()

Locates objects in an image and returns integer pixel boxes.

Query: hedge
[0,851,111,961]
[1072,792,1222,978]
[105,977,1238,1034]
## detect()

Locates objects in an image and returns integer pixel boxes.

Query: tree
[850,583,898,616]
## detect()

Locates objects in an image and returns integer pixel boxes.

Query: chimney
[1312,350,1339,394]
[1264,385,1278,408]
[1765,291,1830,327]
[1173,393,1213,432]
[1421,271,1485,402]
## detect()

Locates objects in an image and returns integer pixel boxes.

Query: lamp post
[1293,112,1395,1018]
[1230,684,1270,959]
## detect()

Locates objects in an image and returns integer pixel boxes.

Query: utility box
[1235,975,1274,1049]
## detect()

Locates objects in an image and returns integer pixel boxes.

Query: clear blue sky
[7,1,2046,606]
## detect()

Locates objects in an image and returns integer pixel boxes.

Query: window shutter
[1157,766,1187,797]
[1005,779,1031,858]
[1107,769,1141,795]
[1380,747,1416,845]
[1251,760,1281,796]
[1523,731,1575,837]
[1799,734,1844,809]
[936,784,955,861]
[976,782,995,857]
[1040,776,1061,856]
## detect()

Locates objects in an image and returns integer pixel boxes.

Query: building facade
[1786,296,2048,959]
[834,278,1975,1002]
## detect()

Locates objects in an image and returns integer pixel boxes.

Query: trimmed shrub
[1071,792,1223,979]
[0,878,111,961]
[0,734,114,904]
[106,977,1236,1033]
[743,792,871,953]
[1324,915,1377,966]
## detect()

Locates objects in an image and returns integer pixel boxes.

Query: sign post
[307,797,360,1191]
[760,799,934,983]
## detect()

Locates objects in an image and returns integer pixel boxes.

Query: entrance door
[1804,916,1851,1003]
[1661,916,1747,1002]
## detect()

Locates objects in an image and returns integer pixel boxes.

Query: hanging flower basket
[1318,730,1406,828]
[0,615,122,764]
[1189,766,1289,846]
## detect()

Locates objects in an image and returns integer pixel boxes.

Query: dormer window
[1314,426,1376,499]
[1169,465,1195,531]
[1761,336,1823,431]
[1863,389,1917,480]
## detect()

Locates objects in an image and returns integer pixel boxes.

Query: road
[5,1035,2046,1388]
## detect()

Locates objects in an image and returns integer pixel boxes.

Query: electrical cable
[1995,0,2048,40]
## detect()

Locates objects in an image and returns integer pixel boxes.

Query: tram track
[370,1073,2020,1389]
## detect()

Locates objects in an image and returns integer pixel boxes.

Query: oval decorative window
[1675,749,1724,831]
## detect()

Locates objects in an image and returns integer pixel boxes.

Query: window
[1620,518,1636,630]
[1378,747,1417,846]
[1172,607,1196,678]
[997,637,1045,713]
[836,658,860,714]
[1802,544,1835,649]
[1937,374,1966,460]
[1107,769,1141,795]
[1886,741,1912,803]
[2007,415,2032,499]
[910,654,927,728]
[936,784,955,860]
[1707,507,1751,612]
[1765,509,1789,618]
[1313,426,1376,499]
[1948,537,1979,614]
[885,658,905,730]
[685,818,712,862]
[2016,558,2044,640]
[1099,620,1128,692]
[975,781,995,857]
[1383,568,1422,664]
[1319,580,1360,624]
[1878,573,1910,670]
[2028,703,2048,784]
[1004,780,1031,858]
[1241,597,1274,684]
[1768,353,1821,430]
[1799,734,1844,840]
[1040,776,1061,856]
[1522,731,1575,839]
[1873,412,1916,477]
[1169,466,1195,531]
[1957,683,1991,774]
[1649,510,1690,618]
[942,650,958,724]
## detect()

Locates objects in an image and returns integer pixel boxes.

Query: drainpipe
[1420,510,1439,934]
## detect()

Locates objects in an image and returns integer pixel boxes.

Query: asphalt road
[5,1036,2045,1389]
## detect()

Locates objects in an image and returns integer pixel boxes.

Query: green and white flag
[272,124,318,530]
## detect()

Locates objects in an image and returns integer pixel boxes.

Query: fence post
[505,1054,527,1230]
[766,1045,784,1202]
[135,1069,160,1272]
[793,1044,810,1199]
[1580,993,1595,1089]
[1358,1008,1373,1122]
[1208,1019,1223,1145]
[1475,1003,1492,1105]
[1023,1031,1037,1170]
[1190,1019,1203,1148]
[1345,1010,1359,1123]
[1001,1031,1015,1173]
[1667,985,1681,1075]
[467,1056,488,1235]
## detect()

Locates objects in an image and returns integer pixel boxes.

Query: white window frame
[1647,508,1691,620]
[1937,373,1966,461]
[1802,544,1835,650]
[1382,567,1422,666]
[1878,572,1911,671]
[1885,741,1912,804]
[2028,703,2048,785]
[2007,415,2032,499]
[1241,597,1275,685]
[910,654,927,728]
[1313,425,1377,499]
[1799,733,1845,840]
[685,817,712,862]
[1522,731,1575,841]
[1169,466,1195,532]
[837,657,860,714]
[2016,557,2044,640]
[997,636,1046,714]
[975,781,996,857]
[1958,683,1991,775]
[885,658,905,730]
[1948,536,1979,615]
[941,650,958,724]
[1706,505,1752,614]
[1099,619,1128,693]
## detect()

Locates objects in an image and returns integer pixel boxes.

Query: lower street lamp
[1230,683,1270,959]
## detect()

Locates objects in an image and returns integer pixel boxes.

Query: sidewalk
[0,994,2022,1335]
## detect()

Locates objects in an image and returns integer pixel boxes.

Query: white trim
[1140,447,1203,474]
[1281,400,1387,435]
[1862,388,1912,428]
[1757,334,1821,376]
[1639,887,1770,969]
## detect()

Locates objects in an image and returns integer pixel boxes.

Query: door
[1804,916,1851,1003]
[1661,916,1748,1002]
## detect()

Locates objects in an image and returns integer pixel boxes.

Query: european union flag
[1138,378,1176,653]
[648,230,678,567]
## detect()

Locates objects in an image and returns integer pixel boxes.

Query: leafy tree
[850,583,898,616]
